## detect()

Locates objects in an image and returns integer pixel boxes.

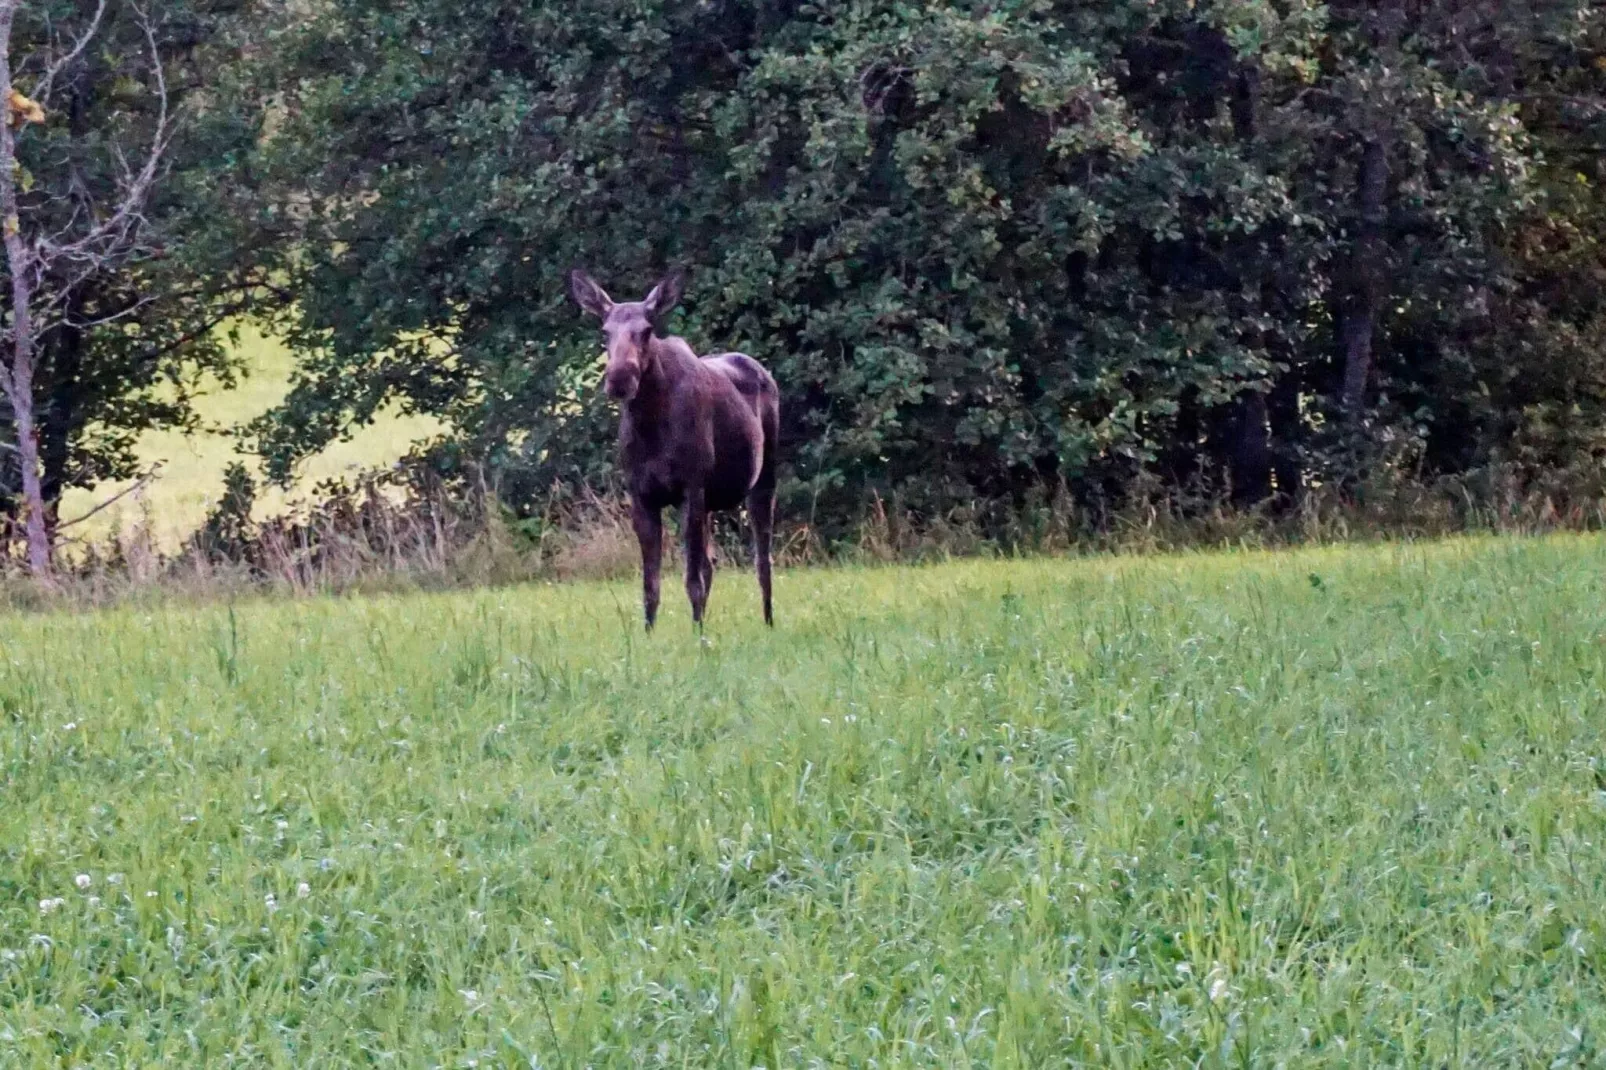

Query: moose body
[570,269,779,631]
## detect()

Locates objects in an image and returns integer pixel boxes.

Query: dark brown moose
[570,268,780,631]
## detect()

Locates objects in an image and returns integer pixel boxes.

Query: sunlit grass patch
[57,324,443,550]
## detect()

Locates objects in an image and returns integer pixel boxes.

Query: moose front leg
[631,496,663,631]
[682,486,711,629]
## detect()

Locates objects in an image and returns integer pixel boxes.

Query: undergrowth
[3,458,1605,611]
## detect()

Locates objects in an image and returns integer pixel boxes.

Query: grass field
[56,325,442,550]
[3,536,1606,1066]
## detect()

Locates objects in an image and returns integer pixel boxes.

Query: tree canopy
[14,0,1606,551]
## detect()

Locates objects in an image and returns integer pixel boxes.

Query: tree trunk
[1267,374,1304,506]
[39,79,96,539]
[1226,392,1272,507]
[1,261,49,577]
[1339,135,1388,420]
[0,0,51,579]
[1163,389,1203,492]
[1338,0,1402,424]
[1221,59,1275,507]
[40,306,86,539]
[9,374,48,575]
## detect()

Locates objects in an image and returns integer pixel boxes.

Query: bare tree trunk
[1224,392,1272,507]
[7,353,49,577]
[0,0,50,579]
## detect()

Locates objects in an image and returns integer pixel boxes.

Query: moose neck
[627,334,691,414]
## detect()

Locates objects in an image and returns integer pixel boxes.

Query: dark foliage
[184,1,1606,540]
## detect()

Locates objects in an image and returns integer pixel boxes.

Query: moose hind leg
[631,497,663,631]
[749,485,775,626]
[702,516,717,605]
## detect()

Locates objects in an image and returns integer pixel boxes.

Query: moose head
[568,268,686,402]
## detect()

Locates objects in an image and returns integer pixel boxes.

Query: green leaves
[225,0,1604,537]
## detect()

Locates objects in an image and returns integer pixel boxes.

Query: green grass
[57,324,442,550]
[3,536,1606,1066]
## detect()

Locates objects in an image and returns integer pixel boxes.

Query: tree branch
[28,0,108,108]
[63,290,162,329]
[54,462,162,531]
[35,5,172,269]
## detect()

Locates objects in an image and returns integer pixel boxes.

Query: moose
[569,268,780,632]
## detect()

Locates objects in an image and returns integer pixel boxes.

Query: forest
[1,0,1603,573]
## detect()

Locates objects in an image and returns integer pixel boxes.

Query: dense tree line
[5,0,1605,555]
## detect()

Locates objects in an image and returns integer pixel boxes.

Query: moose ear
[569,270,614,319]
[642,267,686,328]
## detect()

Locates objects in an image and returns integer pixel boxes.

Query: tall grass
[16,451,1606,613]
[3,536,1605,1065]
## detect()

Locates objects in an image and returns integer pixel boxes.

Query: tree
[0,0,280,576]
[0,0,164,577]
[1294,0,1597,475]
[237,0,1604,539]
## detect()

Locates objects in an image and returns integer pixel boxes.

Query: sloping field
[56,325,442,551]
[3,537,1605,1065]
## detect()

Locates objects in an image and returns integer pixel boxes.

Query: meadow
[3,536,1606,1066]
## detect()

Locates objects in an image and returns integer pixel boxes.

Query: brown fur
[570,268,780,630]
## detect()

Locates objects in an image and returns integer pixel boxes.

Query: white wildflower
[296,882,311,898]
[264,893,278,914]
[74,874,92,890]
[38,898,65,914]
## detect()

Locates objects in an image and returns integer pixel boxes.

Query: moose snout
[604,368,639,401]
